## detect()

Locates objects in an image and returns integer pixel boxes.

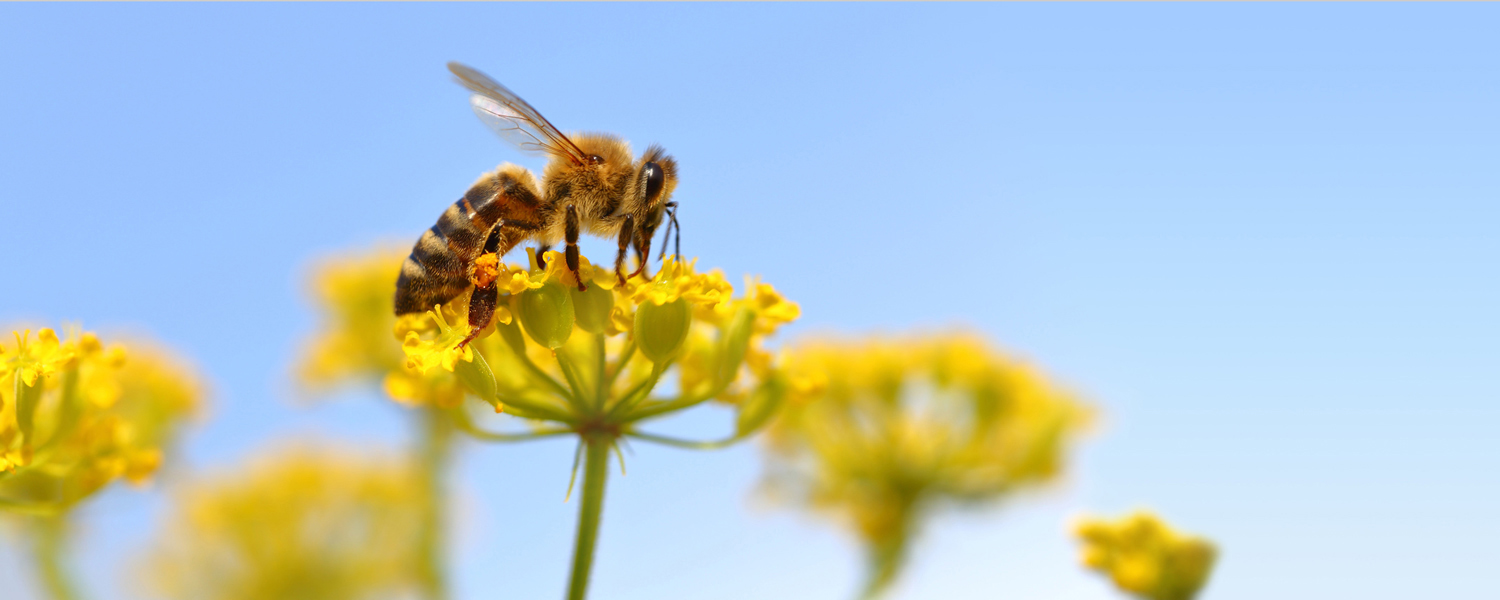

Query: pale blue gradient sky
[2,4,1497,600]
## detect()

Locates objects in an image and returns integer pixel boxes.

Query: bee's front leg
[614,215,634,287]
[564,204,586,291]
[631,235,652,280]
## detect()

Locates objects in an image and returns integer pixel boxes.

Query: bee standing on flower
[395,62,682,347]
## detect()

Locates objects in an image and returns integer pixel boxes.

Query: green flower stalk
[399,249,800,600]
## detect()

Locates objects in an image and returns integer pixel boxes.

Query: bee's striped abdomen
[393,165,545,316]
[393,201,474,318]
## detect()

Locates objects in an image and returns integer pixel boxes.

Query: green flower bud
[736,372,786,437]
[453,344,499,409]
[715,307,756,388]
[518,281,575,350]
[634,297,691,363]
[571,282,615,335]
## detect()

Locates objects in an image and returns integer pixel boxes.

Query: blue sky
[2,4,1497,599]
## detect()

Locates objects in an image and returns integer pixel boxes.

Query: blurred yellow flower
[295,246,471,410]
[762,333,1092,598]
[146,444,431,600]
[296,246,410,388]
[0,327,201,512]
[1073,511,1217,600]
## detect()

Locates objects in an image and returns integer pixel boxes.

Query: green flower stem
[416,407,453,600]
[593,334,609,410]
[488,394,576,424]
[32,516,83,600]
[605,340,635,388]
[859,501,916,600]
[0,498,62,515]
[625,429,745,450]
[603,360,671,421]
[621,362,742,423]
[565,434,613,600]
[555,350,592,413]
[510,342,580,404]
[620,385,723,422]
[450,405,572,442]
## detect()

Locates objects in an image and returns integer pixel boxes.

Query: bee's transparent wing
[449,61,586,165]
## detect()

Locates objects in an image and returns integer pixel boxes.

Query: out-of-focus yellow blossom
[297,247,411,388]
[146,444,430,600]
[1073,511,1217,600]
[761,333,1092,598]
[295,246,472,411]
[0,327,201,512]
[396,249,798,600]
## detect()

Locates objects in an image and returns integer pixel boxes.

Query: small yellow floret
[400,308,473,374]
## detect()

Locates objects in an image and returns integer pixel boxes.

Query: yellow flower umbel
[1073,511,1218,600]
[0,327,201,512]
[147,444,431,600]
[1,326,201,600]
[294,246,463,402]
[762,333,1092,599]
[397,249,798,600]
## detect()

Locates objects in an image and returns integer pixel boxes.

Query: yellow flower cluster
[296,246,410,388]
[147,445,430,600]
[294,247,467,408]
[391,249,798,435]
[0,328,200,512]
[762,333,1091,597]
[1073,511,1218,600]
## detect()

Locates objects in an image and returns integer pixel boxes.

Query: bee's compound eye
[589,154,605,165]
[644,161,665,202]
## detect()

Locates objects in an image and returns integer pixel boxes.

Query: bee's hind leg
[458,281,497,350]
[459,223,505,349]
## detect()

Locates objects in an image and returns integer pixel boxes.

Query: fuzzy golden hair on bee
[393,62,686,349]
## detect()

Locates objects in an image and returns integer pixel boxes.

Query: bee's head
[633,145,679,259]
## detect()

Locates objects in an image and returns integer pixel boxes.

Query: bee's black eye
[644,161,665,202]
[588,154,604,165]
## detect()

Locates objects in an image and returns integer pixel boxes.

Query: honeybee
[395,62,681,345]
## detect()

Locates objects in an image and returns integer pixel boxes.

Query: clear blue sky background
[2,4,1497,599]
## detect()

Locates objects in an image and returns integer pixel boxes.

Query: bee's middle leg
[564,204,585,291]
